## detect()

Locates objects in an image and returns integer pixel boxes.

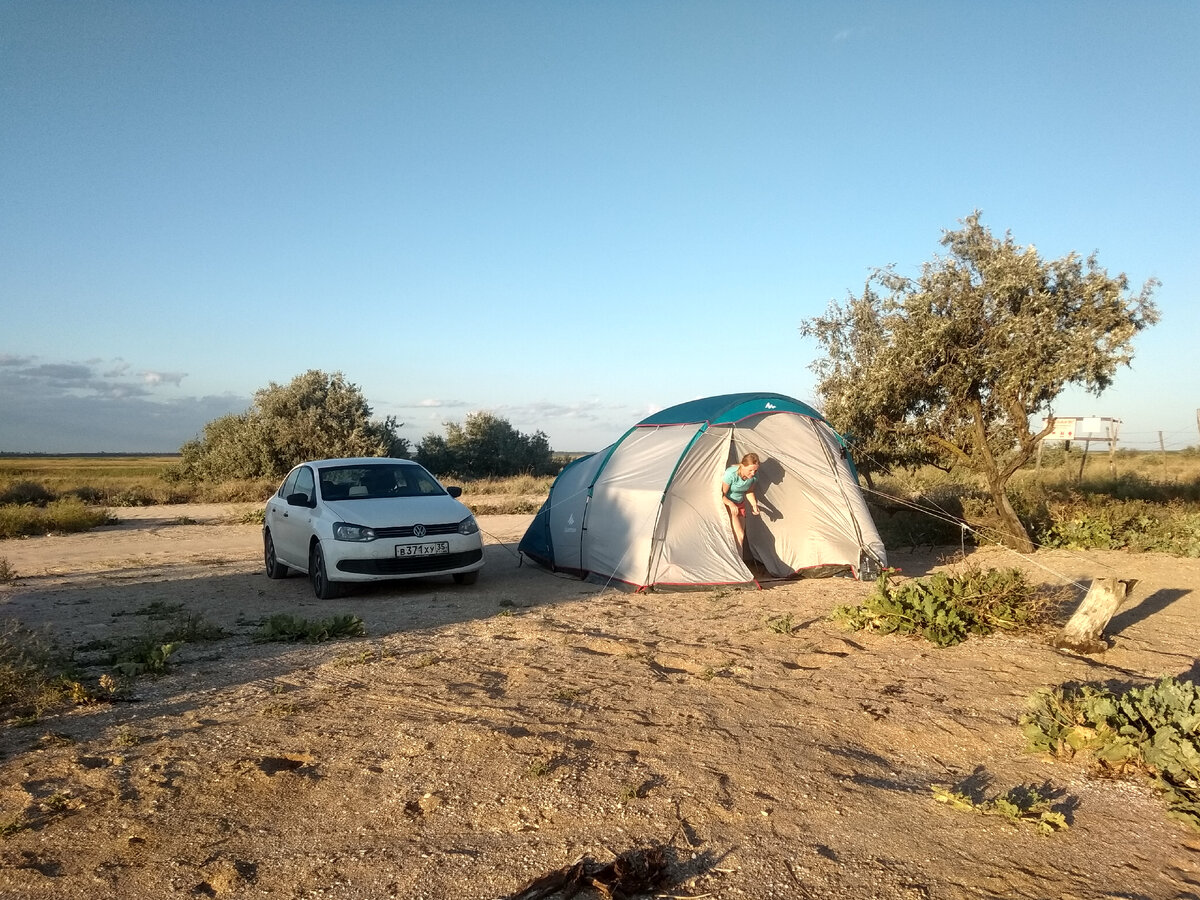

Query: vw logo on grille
[412,524,427,537]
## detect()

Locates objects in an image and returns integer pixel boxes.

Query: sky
[2,2,1197,455]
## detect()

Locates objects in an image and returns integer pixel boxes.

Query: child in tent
[720,452,762,555]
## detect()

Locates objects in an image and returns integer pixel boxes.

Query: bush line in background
[2,452,1200,552]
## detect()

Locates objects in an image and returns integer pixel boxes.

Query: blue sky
[2,2,1197,454]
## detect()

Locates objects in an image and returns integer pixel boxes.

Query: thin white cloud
[507,398,629,423]
[377,396,647,453]
[386,398,472,411]
[141,370,187,387]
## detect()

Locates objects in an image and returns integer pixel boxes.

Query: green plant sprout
[931,784,1069,835]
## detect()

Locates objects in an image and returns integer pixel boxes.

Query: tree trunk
[1053,577,1138,653]
[987,482,1034,553]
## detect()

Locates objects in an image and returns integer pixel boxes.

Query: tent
[518,392,887,590]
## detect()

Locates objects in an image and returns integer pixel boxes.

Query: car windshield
[317,464,446,501]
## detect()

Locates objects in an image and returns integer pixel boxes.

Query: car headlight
[333,522,376,542]
[458,515,479,535]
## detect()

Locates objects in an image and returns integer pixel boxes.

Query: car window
[293,466,315,501]
[318,464,446,500]
[409,467,445,496]
[278,468,300,499]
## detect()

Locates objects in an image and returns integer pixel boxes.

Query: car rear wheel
[309,542,342,599]
[264,530,290,579]
[452,571,478,585]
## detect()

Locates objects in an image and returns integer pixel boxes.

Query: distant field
[1014,445,1200,483]
[0,455,179,488]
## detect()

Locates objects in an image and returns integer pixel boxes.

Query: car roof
[299,457,420,468]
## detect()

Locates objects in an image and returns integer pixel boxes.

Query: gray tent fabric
[519,393,886,591]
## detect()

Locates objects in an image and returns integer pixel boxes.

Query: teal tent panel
[637,393,823,427]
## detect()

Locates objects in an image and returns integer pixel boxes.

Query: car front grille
[373,523,462,538]
[336,548,484,576]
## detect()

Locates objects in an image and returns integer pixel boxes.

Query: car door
[268,466,315,569]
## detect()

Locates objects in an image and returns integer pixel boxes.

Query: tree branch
[926,432,971,466]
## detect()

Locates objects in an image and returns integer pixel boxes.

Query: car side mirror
[446,486,462,498]
[287,492,314,508]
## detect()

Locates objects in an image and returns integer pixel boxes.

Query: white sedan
[263,458,484,598]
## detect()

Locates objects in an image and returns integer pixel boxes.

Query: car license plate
[396,541,449,558]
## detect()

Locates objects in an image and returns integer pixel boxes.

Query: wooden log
[1052,577,1138,653]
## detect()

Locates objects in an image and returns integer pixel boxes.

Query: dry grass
[0,500,113,539]
[0,456,553,519]
[869,450,1200,553]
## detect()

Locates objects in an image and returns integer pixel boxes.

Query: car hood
[320,495,474,528]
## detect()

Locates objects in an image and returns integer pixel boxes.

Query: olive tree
[178,370,408,481]
[801,213,1159,551]
[417,411,555,478]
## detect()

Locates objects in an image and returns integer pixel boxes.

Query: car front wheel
[309,542,342,599]
[264,530,290,579]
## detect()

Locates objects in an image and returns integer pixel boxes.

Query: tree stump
[1052,577,1138,653]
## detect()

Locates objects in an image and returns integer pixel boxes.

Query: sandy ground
[0,504,1198,899]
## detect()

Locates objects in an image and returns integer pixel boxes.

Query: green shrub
[105,607,225,677]
[1022,677,1200,830]
[0,558,14,583]
[106,486,158,507]
[162,613,227,643]
[67,485,107,504]
[1035,499,1200,556]
[253,614,366,644]
[931,783,1070,835]
[0,480,56,506]
[765,613,798,635]
[418,411,557,479]
[1073,472,1200,504]
[178,370,407,481]
[832,566,1056,647]
[111,637,179,676]
[0,499,112,539]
